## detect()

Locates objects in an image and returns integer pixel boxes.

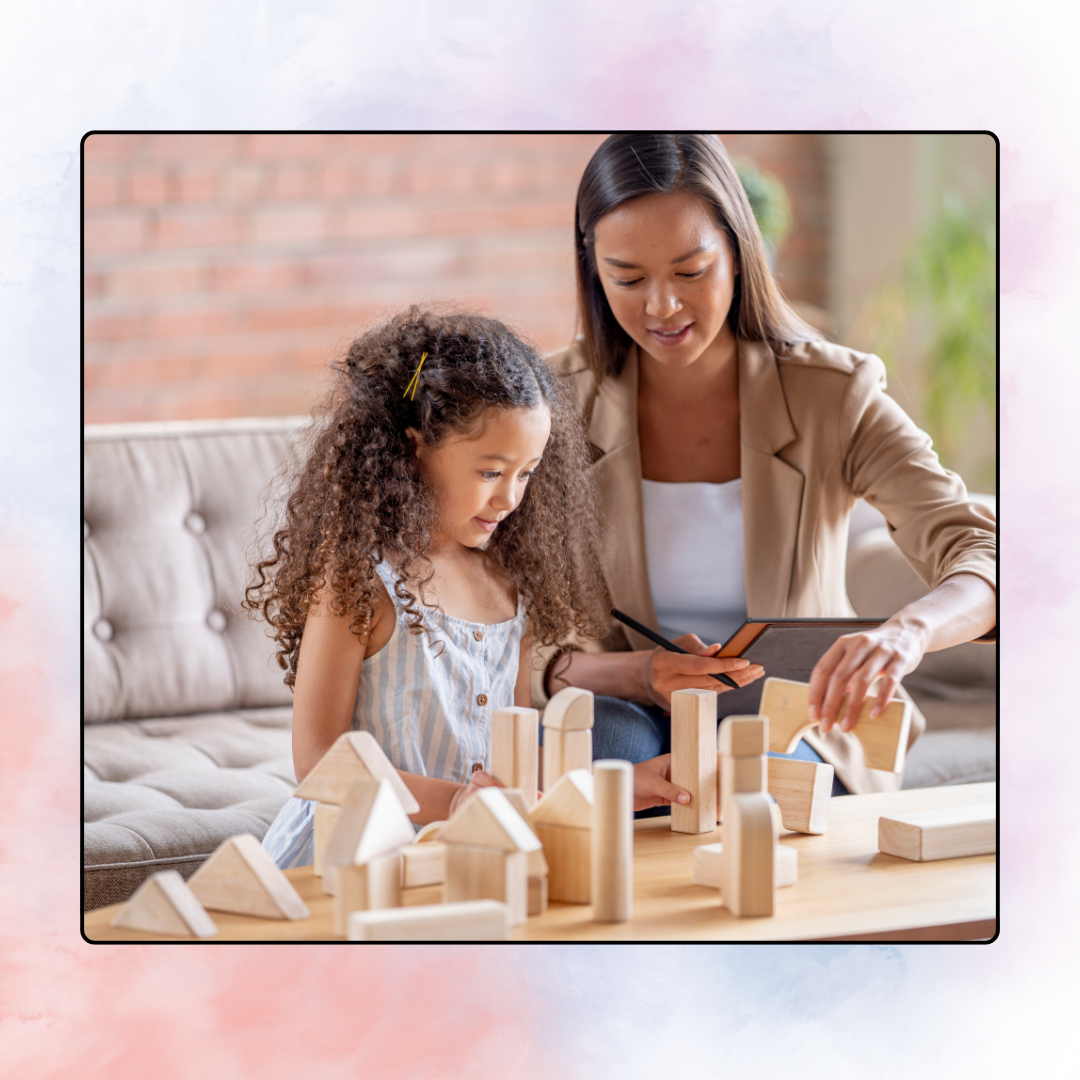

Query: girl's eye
[480,471,501,480]
[519,471,534,481]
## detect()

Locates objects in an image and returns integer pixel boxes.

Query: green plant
[735,158,792,249]
[867,190,996,485]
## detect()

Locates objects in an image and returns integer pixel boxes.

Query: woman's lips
[648,323,693,347]
[475,517,499,532]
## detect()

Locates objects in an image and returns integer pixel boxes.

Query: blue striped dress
[262,560,529,868]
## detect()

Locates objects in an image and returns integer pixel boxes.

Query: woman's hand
[447,769,504,817]
[637,634,764,712]
[632,754,692,812]
[807,622,926,733]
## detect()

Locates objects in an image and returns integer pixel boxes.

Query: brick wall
[84,133,827,423]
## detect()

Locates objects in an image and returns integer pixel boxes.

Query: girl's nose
[490,481,516,513]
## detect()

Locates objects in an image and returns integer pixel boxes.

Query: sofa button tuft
[207,609,227,633]
[185,511,207,535]
[93,618,114,642]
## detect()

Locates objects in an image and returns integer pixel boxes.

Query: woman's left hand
[807,620,927,733]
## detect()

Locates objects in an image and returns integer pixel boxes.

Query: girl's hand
[448,769,504,817]
[632,754,692,812]
[637,634,764,712]
[808,621,927,733]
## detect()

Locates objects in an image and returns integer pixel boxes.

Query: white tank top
[641,478,747,647]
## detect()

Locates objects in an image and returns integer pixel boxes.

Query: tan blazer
[534,337,997,795]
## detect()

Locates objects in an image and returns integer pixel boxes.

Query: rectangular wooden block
[717,715,768,757]
[592,760,633,923]
[528,874,548,916]
[333,851,402,936]
[671,689,718,834]
[445,844,528,926]
[767,756,833,834]
[313,802,341,878]
[878,804,996,861]
[761,677,912,773]
[400,842,446,888]
[492,707,540,810]
[348,900,511,941]
[534,823,590,903]
[543,728,592,792]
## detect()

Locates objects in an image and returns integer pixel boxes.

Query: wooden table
[84,782,996,942]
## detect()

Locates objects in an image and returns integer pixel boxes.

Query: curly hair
[244,306,610,687]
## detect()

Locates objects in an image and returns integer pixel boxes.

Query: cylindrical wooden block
[591,760,633,923]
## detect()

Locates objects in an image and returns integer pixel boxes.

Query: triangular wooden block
[293,731,421,813]
[441,788,542,853]
[542,686,594,730]
[530,768,594,828]
[188,834,310,920]
[111,870,217,938]
[324,778,417,869]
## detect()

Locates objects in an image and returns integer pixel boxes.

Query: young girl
[248,307,612,868]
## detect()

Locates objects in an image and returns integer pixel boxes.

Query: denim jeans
[588,694,849,816]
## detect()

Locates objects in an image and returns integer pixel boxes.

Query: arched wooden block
[542,687,594,730]
[760,677,912,773]
[723,792,775,917]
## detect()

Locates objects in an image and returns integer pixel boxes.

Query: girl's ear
[405,427,426,463]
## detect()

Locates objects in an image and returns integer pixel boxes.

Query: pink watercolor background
[1,0,1072,1074]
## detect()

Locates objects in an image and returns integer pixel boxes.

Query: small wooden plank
[293,731,420,813]
[723,792,775,917]
[671,689,717,835]
[760,677,911,773]
[542,728,592,792]
[591,760,632,922]
[111,871,217,938]
[693,841,797,889]
[440,788,541,853]
[534,822,590,904]
[767,757,833,834]
[334,851,402,935]
[445,844,528,925]
[878,804,996,861]
[313,802,341,878]
[188,834,309,920]
[530,769,594,829]
[542,686,595,730]
[348,900,511,941]
[491,706,540,810]
[400,842,446,888]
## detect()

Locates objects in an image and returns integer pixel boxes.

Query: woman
[538,133,996,805]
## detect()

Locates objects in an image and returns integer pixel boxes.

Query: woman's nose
[644,283,682,319]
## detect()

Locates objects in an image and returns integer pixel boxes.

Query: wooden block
[878,804,996,861]
[313,802,341,877]
[322,778,416,890]
[188,834,310,920]
[530,769,594,829]
[400,842,446,888]
[591,760,633,923]
[534,822,591,903]
[445,844,529,925]
[692,840,797,889]
[110,870,217,938]
[671,689,718,835]
[760,677,912,773]
[542,686,595,730]
[491,706,540,810]
[500,790,549,879]
[528,873,548,916]
[348,900,511,941]
[717,715,769,757]
[440,788,541,853]
[334,851,402,935]
[722,792,775,917]
[293,731,420,813]
[767,757,833,834]
[414,820,446,843]
[543,728,592,791]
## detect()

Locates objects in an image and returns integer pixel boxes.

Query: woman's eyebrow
[601,243,713,269]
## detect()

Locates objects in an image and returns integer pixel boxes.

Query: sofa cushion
[901,728,997,789]
[83,706,296,911]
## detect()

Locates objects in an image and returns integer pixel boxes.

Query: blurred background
[83,132,996,489]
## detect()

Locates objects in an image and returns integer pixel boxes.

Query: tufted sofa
[82,417,996,912]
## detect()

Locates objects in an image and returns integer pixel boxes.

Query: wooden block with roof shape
[110,870,217,938]
[760,677,911,773]
[293,731,420,813]
[322,777,417,895]
[501,789,550,878]
[439,787,542,854]
[542,686,594,731]
[529,769,594,904]
[530,768,594,830]
[188,834,310,920]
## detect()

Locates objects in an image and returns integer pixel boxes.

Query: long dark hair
[575,133,821,379]
[245,305,610,686]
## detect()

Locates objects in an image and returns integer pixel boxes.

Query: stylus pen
[610,608,741,690]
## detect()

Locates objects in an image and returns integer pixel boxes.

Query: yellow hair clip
[403,352,428,401]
